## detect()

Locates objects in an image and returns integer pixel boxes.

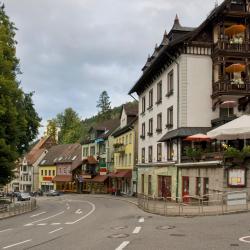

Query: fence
[138,191,249,216]
[0,198,37,219]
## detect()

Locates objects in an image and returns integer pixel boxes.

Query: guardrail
[138,191,248,216]
[0,198,37,219]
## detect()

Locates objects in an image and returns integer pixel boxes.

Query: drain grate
[108,234,129,239]
[156,225,176,230]
[230,243,239,247]
[170,234,186,237]
[111,226,128,230]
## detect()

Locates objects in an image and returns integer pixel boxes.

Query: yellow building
[112,103,138,195]
[38,164,56,192]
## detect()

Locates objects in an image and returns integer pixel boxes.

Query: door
[182,176,189,203]
[203,177,209,201]
[158,176,172,199]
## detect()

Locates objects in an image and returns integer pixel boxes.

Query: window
[142,96,146,113]
[148,146,153,163]
[129,133,132,144]
[29,175,31,182]
[148,89,153,109]
[23,166,27,172]
[125,154,127,166]
[125,135,128,145]
[156,113,162,132]
[148,175,152,195]
[220,107,233,117]
[53,170,55,176]
[196,177,201,196]
[41,170,43,176]
[141,123,145,139]
[141,148,145,163]
[90,146,95,155]
[148,118,153,136]
[167,70,174,96]
[129,153,132,165]
[157,143,162,162]
[167,141,174,160]
[167,106,173,128]
[45,170,47,176]
[141,174,145,194]
[64,167,66,174]
[156,81,162,104]
[49,170,51,176]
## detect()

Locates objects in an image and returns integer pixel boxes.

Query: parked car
[46,190,60,197]
[17,192,31,201]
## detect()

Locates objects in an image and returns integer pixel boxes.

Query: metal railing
[0,199,37,219]
[138,191,248,216]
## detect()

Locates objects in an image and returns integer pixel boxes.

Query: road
[0,194,250,250]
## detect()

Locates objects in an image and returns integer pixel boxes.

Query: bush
[185,147,202,161]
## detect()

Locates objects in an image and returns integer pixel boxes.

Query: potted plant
[185,147,202,162]
[224,146,244,163]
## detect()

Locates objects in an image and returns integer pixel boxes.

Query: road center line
[51,223,61,225]
[65,201,95,225]
[37,223,47,226]
[115,241,130,250]
[26,211,65,225]
[49,227,63,234]
[132,226,141,234]
[0,229,12,233]
[30,211,46,218]
[138,217,144,223]
[3,239,32,249]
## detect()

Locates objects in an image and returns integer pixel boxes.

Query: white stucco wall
[120,108,127,128]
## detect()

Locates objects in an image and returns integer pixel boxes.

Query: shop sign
[43,176,53,181]
[100,167,107,176]
[228,168,246,187]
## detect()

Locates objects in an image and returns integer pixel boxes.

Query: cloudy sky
[4,0,223,130]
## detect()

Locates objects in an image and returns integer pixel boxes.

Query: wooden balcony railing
[214,40,250,53]
[212,80,250,97]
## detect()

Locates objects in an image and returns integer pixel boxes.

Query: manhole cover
[111,226,128,230]
[170,234,186,237]
[230,243,239,247]
[156,225,176,230]
[108,234,129,239]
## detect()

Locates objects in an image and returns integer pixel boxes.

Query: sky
[4,0,223,132]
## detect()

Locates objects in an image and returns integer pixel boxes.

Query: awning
[109,170,132,179]
[53,175,72,182]
[225,24,246,37]
[184,134,211,142]
[85,175,109,183]
[159,127,211,142]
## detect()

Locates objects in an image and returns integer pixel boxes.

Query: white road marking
[66,203,70,210]
[24,223,33,227]
[30,211,46,218]
[132,226,141,234]
[0,229,12,233]
[75,209,82,214]
[51,223,61,225]
[65,201,95,225]
[37,223,47,226]
[138,217,144,223]
[115,241,130,250]
[2,239,32,249]
[48,227,63,234]
[239,235,250,243]
[27,211,65,225]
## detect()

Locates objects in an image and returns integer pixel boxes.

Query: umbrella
[225,24,246,37]
[184,134,211,142]
[225,63,245,73]
[207,115,250,140]
[220,100,237,108]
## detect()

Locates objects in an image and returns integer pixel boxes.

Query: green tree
[46,119,58,143]
[55,108,82,144]
[0,5,40,185]
[96,91,111,119]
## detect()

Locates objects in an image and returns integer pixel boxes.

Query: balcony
[113,143,125,154]
[212,80,250,98]
[181,151,223,163]
[211,115,237,128]
[214,39,250,54]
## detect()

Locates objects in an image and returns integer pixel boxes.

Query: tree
[55,108,82,144]
[96,91,111,119]
[0,5,40,185]
[46,119,58,143]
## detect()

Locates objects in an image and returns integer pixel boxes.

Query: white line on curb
[3,239,32,249]
[132,226,141,234]
[0,229,12,233]
[138,217,144,223]
[49,227,63,234]
[30,211,46,218]
[115,241,130,250]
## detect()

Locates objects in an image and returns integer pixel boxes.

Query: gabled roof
[123,103,138,117]
[129,0,230,95]
[112,116,138,138]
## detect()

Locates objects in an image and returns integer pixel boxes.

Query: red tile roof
[109,170,132,178]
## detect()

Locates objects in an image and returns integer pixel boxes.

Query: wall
[38,165,56,190]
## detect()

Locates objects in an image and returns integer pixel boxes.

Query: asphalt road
[0,194,250,250]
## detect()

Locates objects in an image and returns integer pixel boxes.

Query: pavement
[1,194,250,249]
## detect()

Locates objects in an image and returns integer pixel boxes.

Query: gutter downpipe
[164,51,180,201]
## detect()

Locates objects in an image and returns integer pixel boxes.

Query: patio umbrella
[225,63,245,73]
[225,24,246,37]
[184,134,211,142]
[207,115,250,140]
[220,100,237,116]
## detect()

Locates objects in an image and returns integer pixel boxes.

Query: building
[129,0,250,201]
[19,136,55,192]
[111,103,138,195]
